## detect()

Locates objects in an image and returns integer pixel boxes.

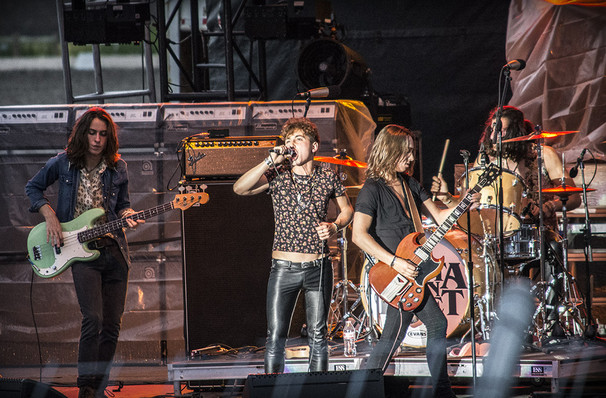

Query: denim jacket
[25,151,132,266]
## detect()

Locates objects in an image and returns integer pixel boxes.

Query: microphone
[478,142,489,166]
[569,148,587,178]
[270,146,297,158]
[296,86,341,99]
[503,59,526,71]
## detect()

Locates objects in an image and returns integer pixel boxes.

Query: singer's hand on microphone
[267,146,288,164]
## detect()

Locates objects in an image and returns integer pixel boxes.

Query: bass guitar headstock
[173,193,209,210]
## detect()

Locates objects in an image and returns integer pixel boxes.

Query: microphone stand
[303,95,312,118]
[493,67,511,337]
[461,149,478,385]
[578,156,597,335]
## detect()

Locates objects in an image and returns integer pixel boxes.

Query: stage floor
[2,338,606,397]
[167,338,606,397]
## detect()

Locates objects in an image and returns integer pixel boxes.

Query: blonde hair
[366,124,415,181]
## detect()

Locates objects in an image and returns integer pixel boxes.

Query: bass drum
[360,229,498,347]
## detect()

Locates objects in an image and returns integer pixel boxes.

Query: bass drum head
[457,167,526,237]
[360,229,492,347]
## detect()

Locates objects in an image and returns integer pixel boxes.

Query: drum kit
[316,130,594,349]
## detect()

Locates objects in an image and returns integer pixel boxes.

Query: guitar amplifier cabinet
[181,135,281,180]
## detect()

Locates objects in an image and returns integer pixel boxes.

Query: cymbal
[541,186,595,195]
[314,156,367,168]
[502,130,579,143]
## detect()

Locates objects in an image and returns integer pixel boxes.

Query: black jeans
[264,257,333,373]
[363,294,455,398]
[71,239,128,390]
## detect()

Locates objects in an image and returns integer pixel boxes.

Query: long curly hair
[366,124,415,181]
[66,107,120,168]
[479,105,530,163]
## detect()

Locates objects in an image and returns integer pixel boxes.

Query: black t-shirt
[355,173,430,254]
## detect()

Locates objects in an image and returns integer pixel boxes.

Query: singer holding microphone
[233,117,353,373]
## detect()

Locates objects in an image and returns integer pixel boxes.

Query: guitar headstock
[477,163,500,188]
[173,193,209,210]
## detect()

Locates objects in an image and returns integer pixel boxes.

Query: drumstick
[433,139,450,201]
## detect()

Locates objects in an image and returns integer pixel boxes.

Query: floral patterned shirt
[266,165,345,254]
[74,160,107,225]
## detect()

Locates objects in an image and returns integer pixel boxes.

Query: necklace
[292,168,316,213]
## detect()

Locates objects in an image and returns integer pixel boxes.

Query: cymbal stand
[328,227,367,340]
[578,152,597,334]
[550,190,586,338]
[531,133,549,342]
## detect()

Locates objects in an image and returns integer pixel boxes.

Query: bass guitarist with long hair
[25,107,143,398]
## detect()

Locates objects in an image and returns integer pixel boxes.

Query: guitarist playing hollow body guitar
[352,125,481,398]
[25,108,146,398]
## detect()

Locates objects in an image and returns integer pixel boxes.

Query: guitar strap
[391,176,424,234]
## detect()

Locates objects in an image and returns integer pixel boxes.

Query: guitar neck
[416,184,482,261]
[78,202,175,243]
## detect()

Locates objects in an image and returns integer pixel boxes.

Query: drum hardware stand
[544,186,588,339]
[475,236,500,340]
[460,148,479,385]
[327,152,369,341]
[327,227,368,340]
[575,149,598,337]
[531,131,550,344]
[529,139,590,345]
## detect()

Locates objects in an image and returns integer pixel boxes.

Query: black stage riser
[243,369,385,398]
[0,379,67,398]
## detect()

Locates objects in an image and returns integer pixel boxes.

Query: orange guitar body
[368,232,445,311]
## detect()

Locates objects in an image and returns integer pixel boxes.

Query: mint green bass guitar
[27,193,208,278]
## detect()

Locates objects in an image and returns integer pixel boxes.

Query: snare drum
[458,167,527,237]
[360,229,498,347]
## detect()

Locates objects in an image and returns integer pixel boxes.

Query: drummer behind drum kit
[317,130,593,351]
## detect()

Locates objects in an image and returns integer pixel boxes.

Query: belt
[271,257,329,269]
[89,237,116,249]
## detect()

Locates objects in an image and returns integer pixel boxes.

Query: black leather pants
[264,257,333,373]
[363,294,455,397]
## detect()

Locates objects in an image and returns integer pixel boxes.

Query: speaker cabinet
[181,182,274,353]
[243,369,385,398]
[0,379,66,398]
